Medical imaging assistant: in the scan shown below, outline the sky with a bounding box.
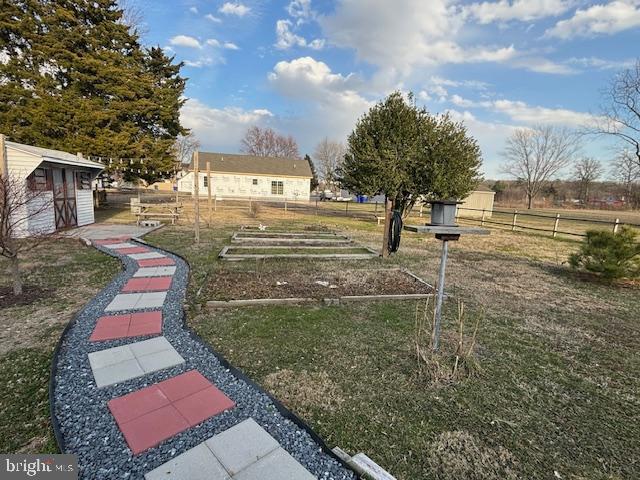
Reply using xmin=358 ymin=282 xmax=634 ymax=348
xmin=134 ymin=0 xmax=640 ymax=178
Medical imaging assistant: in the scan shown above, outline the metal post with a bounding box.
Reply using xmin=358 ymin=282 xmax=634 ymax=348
xmin=419 ymin=203 xmax=423 ymax=217
xmin=553 ymin=213 xmax=560 ymax=238
xmin=432 ymin=239 xmax=449 ymax=352
xmin=345 ymin=201 xmax=348 ymax=216
xmin=512 ymin=209 xmax=518 ymax=231
xmin=480 ymin=209 xmax=486 ymax=226
xmin=206 ymin=161 xmax=212 ymax=227
xmin=613 ymin=218 xmax=620 ymax=233
xmin=193 ymin=151 xmax=200 ymax=244
xmin=0 ymin=134 xmax=7 ymax=177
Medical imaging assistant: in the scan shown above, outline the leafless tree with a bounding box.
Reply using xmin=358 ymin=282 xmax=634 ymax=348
xmin=313 ymin=138 xmax=346 ymax=189
xmin=117 ymin=0 xmax=149 ymax=36
xmin=240 ymin=126 xmax=300 ymax=158
xmin=1 ymin=173 xmax=56 ymax=295
xmin=595 ymin=59 xmax=640 ymax=168
xmin=173 ymin=132 xmax=200 ymax=165
xmin=611 ymin=149 xmax=640 ymax=208
xmin=573 ymin=157 xmax=603 ymax=203
xmin=501 ymin=125 xmax=580 ymax=209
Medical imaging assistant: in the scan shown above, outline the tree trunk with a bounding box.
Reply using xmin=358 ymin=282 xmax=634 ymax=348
xmin=381 ymin=197 xmax=393 ymax=258
xmin=10 ymin=255 xmax=22 ymax=296
xmin=527 ymin=194 xmax=533 ymax=209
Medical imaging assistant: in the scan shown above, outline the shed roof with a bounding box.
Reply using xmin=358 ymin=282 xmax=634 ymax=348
xmin=7 ymin=141 xmax=104 ymax=170
xmin=473 ymin=184 xmax=495 ymax=193
xmin=189 ymin=152 xmax=312 ymax=178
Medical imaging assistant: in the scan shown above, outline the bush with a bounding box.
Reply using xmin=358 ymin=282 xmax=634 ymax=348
xmin=569 ymin=227 xmax=640 ymax=280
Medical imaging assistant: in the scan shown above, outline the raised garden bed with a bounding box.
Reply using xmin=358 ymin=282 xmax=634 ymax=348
xmin=219 ymin=245 xmax=378 ymax=260
xmin=205 ymin=268 xmax=433 ymax=303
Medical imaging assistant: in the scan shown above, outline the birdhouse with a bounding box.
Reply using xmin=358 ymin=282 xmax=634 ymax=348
xmin=429 ymin=200 xmax=460 ymax=226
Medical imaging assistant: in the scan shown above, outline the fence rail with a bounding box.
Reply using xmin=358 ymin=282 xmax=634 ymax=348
xmin=456 ymin=206 xmax=640 ymax=238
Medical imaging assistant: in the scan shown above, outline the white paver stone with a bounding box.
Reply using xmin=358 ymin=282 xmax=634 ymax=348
xmin=133 ymin=266 xmax=177 ymax=277
xmin=128 ymin=252 xmax=166 ymax=260
xmin=135 ymin=292 xmax=167 ymax=309
xmin=145 ymin=443 xmax=230 ymax=480
xmin=232 ymin=448 xmax=316 ymax=480
xmin=88 ymin=345 xmax=135 ymax=370
xmin=128 ymin=336 xmax=173 ymax=357
xmin=137 ymin=349 xmax=185 ymax=372
xmin=206 ymin=419 xmax=279 ymax=476
xmin=102 ymin=242 xmax=136 ymax=249
xmin=92 ymin=359 xmax=145 ymax=388
xmin=105 ymin=293 xmax=142 ymax=311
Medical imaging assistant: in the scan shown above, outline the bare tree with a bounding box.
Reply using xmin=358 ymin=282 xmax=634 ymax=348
xmin=501 ymin=125 xmax=580 ymax=209
xmin=240 ymin=126 xmax=300 ymax=158
xmin=173 ymin=132 xmax=200 ymax=165
xmin=596 ymin=60 xmax=640 ymax=168
xmin=313 ymin=138 xmax=346 ymax=189
xmin=573 ymin=157 xmax=603 ymax=203
xmin=1 ymin=174 xmax=56 ymax=295
xmin=117 ymin=0 xmax=149 ymax=36
xmin=611 ymin=149 xmax=640 ymax=208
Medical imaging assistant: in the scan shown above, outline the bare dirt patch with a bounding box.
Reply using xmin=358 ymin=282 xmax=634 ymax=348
xmin=206 ymin=268 xmax=432 ymax=300
xmin=0 ymin=286 xmax=54 ymax=308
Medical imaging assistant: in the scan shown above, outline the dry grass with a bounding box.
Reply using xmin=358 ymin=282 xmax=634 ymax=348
xmin=263 ymin=369 xmax=345 ymax=414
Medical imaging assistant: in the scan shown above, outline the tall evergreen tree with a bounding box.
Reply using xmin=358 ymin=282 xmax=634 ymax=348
xmin=0 ymin=0 xmax=187 ymax=180
xmin=304 ymin=154 xmax=319 ymax=191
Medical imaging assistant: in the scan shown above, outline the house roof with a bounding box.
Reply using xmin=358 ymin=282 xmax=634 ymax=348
xmin=474 ymin=184 xmax=495 ymax=193
xmin=7 ymin=140 xmax=104 ymax=170
xmin=189 ymin=152 xmax=312 ymax=178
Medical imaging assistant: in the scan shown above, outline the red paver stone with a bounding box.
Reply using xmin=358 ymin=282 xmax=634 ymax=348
xmin=122 ymin=276 xmax=172 ymax=292
xmin=174 ymin=386 xmax=236 ymax=426
xmin=90 ymin=311 xmax=163 ymax=342
xmin=118 ymin=405 xmax=189 ymax=455
xmin=89 ymin=314 xmax=131 ymax=342
xmin=116 ymin=246 xmax=149 ymax=254
xmin=137 ymin=258 xmax=175 ymax=267
xmin=108 ymin=386 xmax=170 ymax=426
xmin=157 ymin=370 xmax=212 ymax=402
xmin=108 ymin=371 xmax=235 ymax=455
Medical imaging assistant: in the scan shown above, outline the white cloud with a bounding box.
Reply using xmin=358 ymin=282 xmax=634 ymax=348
xmin=511 ymin=56 xmax=575 ymax=74
xmin=223 ymin=42 xmax=240 ymax=50
xmin=275 ymin=19 xmax=324 ymax=50
xmin=205 ymin=13 xmax=222 ymax=23
xmin=206 ymin=39 xmax=220 ymax=47
xmin=219 ymin=2 xmax=251 ymax=17
xmin=545 ymin=1 xmax=640 ymax=39
xmin=184 ymin=59 xmax=214 ymax=68
xmin=287 ymin=0 xmax=314 ymax=22
xmin=429 ymin=76 xmax=490 ymax=90
xmin=189 ymin=6 xmax=198 ymax=14
xmin=491 ymin=99 xmax=596 ymax=125
xmin=181 ymin=99 xmax=273 ymax=151
xmin=464 ymin=0 xmax=574 ymax=24
xmin=169 ymin=35 xmax=202 ymax=49
xmin=565 ymin=56 xmax=635 ymax=70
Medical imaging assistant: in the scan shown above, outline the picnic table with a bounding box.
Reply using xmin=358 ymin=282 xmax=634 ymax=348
xmin=131 ymin=201 xmax=183 ymax=226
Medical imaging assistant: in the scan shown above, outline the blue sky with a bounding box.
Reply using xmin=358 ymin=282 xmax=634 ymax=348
xmin=136 ymin=0 xmax=640 ymax=178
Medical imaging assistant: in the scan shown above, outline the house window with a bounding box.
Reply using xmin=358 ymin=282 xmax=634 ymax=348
xmin=76 ymin=171 xmax=92 ymax=190
xmin=27 ymin=168 xmax=51 ymax=191
xmin=203 ymin=175 xmax=208 ymax=188
xmin=252 ymin=178 xmax=258 ymax=185
xmin=271 ymin=181 xmax=284 ymax=195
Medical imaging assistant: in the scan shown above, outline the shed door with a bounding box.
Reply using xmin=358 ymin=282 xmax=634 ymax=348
xmin=52 ymin=168 xmax=77 ymax=229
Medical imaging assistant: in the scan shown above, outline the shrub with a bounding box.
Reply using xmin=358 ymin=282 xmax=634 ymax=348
xmin=569 ymin=227 xmax=640 ymax=280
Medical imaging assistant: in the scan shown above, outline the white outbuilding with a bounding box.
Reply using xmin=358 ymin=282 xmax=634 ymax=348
xmin=178 ymin=152 xmax=313 ymax=201
xmin=2 ymin=138 xmax=103 ymax=236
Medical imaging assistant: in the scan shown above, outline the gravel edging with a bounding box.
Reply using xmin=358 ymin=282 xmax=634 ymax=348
xmin=50 ymin=238 xmax=358 ymax=480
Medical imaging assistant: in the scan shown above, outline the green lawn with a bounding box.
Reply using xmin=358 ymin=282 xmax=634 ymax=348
xmin=0 ymin=240 xmax=119 ymax=453
xmin=147 ymin=212 xmax=640 ymax=480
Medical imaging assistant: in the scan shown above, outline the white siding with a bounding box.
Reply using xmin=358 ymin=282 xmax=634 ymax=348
xmin=26 ymin=192 xmax=55 ymax=235
xmin=76 ymin=189 xmax=95 ymax=226
xmin=6 ymin=146 xmax=41 ymax=180
xmin=179 ymin=172 xmax=311 ymax=201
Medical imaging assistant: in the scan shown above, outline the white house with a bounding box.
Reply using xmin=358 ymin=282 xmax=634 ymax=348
xmin=177 ymin=152 xmax=313 ymax=201
xmin=2 ymin=138 xmax=104 ymax=236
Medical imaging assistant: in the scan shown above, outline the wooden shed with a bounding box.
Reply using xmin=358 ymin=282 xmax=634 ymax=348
xmin=457 ymin=185 xmax=496 ymax=218
xmin=2 ymin=138 xmax=103 ymax=236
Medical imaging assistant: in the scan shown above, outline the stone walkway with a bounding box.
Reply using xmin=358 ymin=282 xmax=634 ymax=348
xmin=51 ymin=230 xmax=355 ymax=479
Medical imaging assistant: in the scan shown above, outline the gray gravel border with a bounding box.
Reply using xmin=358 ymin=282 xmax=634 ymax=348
xmin=51 ymin=240 xmax=357 ymax=480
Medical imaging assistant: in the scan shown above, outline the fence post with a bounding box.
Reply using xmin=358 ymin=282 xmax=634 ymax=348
xmin=553 ymin=213 xmax=560 ymax=238
xmin=249 ymin=197 xmax=252 ymax=214
xmin=206 ymin=161 xmax=212 ymax=227
xmin=214 ymin=196 xmax=217 ymax=212
xmin=315 ymin=199 xmax=318 ymax=216
xmin=284 ymin=199 xmax=287 ymax=214
xmin=480 ymin=209 xmax=486 ymax=226
xmin=345 ymin=201 xmax=349 ymax=216
xmin=375 ymin=201 xmax=378 ymax=213
xmin=419 ymin=203 xmax=423 ymax=217
xmin=613 ymin=218 xmax=620 ymax=233
xmin=511 ymin=209 xmax=518 ymax=231
xmin=193 ymin=151 xmax=200 ymax=244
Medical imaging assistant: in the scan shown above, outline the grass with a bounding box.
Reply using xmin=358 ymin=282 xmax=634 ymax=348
xmin=145 ymin=205 xmax=640 ymax=480
xmin=0 ymin=239 xmax=119 ymax=453
xmin=225 ymin=247 xmax=373 ymax=255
